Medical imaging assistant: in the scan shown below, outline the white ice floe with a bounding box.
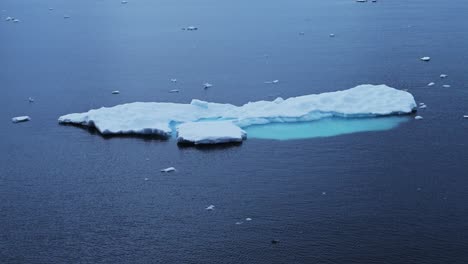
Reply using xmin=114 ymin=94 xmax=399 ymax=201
xmin=169 ymin=89 xmax=180 ymax=93
xmin=170 ymin=78 xmax=177 ymax=83
xmin=5 ymin=16 xmax=12 ymax=21
xmin=245 ymin=218 xmax=252 ymax=221
xmin=58 ymin=84 xmax=417 ymax=143
xmin=419 ymin=105 xmax=427 ymax=109
xmin=440 ymin=74 xmax=448 ymax=78
xmin=121 ymin=0 xmax=128 ymax=3
xmin=160 ymin=167 xmax=176 ymax=173
xmin=177 ymin=121 xmax=246 ymax=144
xmin=13 ymin=19 xmax=19 ymax=23
xmin=420 ymin=57 xmax=431 ymax=61
xmin=185 ymin=26 xmax=198 ymax=31
xmin=111 ymin=90 xmax=120 ymax=94
xmin=28 ymin=97 xmax=34 ymax=103
xmin=206 ymin=205 xmax=215 ymax=210
xmin=427 ymin=82 xmax=435 ymax=87
xmin=12 ymin=116 xmax=31 ymax=123
xmin=329 ymin=33 xmax=335 ymax=37
xmin=415 ymin=116 xmax=423 ymax=120
xmin=463 ymin=115 xmax=468 ymax=119
xmin=443 ymin=85 xmax=451 ymax=88
xmin=264 ymin=80 xmax=279 ymax=84
xmin=203 ymin=83 xmax=213 ymax=89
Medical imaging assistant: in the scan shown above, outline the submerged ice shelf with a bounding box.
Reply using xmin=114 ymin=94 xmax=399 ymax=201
xmin=58 ymin=84 xmax=417 ymax=144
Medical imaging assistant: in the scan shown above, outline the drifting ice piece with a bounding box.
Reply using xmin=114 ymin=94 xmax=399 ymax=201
xmin=414 ymin=116 xmax=423 ymax=120
xmin=12 ymin=116 xmax=30 ymax=123
xmin=111 ymin=90 xmax=120 ymax=94
xmin=420 ymin=57 xmax=431 ymax=61
xmin=440 ymin=74 xmax=448 ymax=78
xmin=160 ymin=167 xmax=176 ymax=173
xmin=206 ymin=205 xmax=215 ymax=210
xmin=427 ymin=82 xmax=435 ymax=87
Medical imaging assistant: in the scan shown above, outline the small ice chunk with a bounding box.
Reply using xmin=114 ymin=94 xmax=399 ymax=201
xmin=186 ymin=26 xmax=198 ymax=31
xmin=322 ymin=191 xmax=327 ymax=195
xmin=13 ymin=19 xmax=19 ymax=23
xmin=442 ymin=85 xmax=451 ymax=88
xmin=28 ymin=97 xmax=34 ymax=102
xmin=245 ymin=218 xmax=252 ymax=221
xmin=235 ymin=221 xmax=243 ymax=225
xmin=64 ymin=15 xmax=71 ymax=19
xmin=427 ymin=82 xmax=435 ymax=87
xmin=144 ymin=177 xmax=148 ymax=181
xmin=272 ymin=80 xmax=279 ymax=84
xmin=177 ymin=121 xmax=247 ymax=145
xmin=463 ymin=115 xmax=468 ymax=119
xmin=203 ymin=83 xmax=213 ymax=89
xmin=111 ymin=90 xmax=120 ymax=94
xmin=12 ymin=116 xmax=31 ymax=123
xmin=440 ymin=74 xmax=448 ymax=78
xmin=5 ymin=16 xmax=12 ymax=21
xmin=206 ymin=205 xmax=215 ymax=210
xmin=169 ymin=89 xmax=179 ymax=93
xmin=419 ymin=105 xmax=427 ymax=109
xmin=170 ymin=78 xmax=177 ymax=83
xmin=329 ymin=33 xmax=335 ymax=37
xmin=49 ymin=8 xmax=54 ymax=11
xmin=420 ymin=57 xmax=431 ymax=61
xmin=121 ymin=0 xmax=128 ymax=3
xmin=414 ymin=116 xmax=423 ymax=120
xmin=160 ymin=167 xmax=176 ymax=173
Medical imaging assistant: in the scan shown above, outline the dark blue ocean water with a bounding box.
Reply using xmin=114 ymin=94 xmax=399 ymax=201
xmin=1 ymin=0 xmax=468 ymax=263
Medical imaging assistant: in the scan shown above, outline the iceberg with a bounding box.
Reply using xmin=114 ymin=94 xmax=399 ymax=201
xmin=58 ymin=84 xmax=416 ymax=144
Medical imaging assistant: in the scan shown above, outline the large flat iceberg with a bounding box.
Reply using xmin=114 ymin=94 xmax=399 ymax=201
xmin=58 ymin=84 xmax=416 ymax=144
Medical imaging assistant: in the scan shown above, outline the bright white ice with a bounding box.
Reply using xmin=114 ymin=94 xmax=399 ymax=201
xmin=58 ymin=84 xmax=416 ymax=144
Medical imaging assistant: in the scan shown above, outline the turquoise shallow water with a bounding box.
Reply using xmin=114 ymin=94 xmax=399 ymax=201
xmin=245 ymin=116 xmax=410 ymax=140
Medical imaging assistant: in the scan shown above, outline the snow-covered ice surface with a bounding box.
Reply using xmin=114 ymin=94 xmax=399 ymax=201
xmin=58 ymin=84 xmax=416 ymax=144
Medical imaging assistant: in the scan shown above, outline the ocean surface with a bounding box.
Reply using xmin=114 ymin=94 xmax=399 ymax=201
xmin=1 ymin=0 xmax=468 ymax=263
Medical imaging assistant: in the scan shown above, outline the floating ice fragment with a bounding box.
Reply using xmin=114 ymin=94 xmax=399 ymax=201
xmin=427 ymin=82 xmax=435 ymax=87
xmin=206 ymin=205 xmax=215 ymax=210
xmin=111 ymin=90 xmax=120 ymax=94
xmin=245 ymin=218 xmax=252 ymax=221
xmin=442 ymin=85 xmax=451 ymax=88
xmin=160 ymin=167 xmax=176 ymax=173
xmin=419 ymin=105 xmax=427 ymax=109
xmin=169 ymin=89 xmax=179 ymax=93
xmin=329 ymin=33 xmax=335 ymax=37
xmin=13 ymin=19 xmax=19 ymax=23
xmin=5 ymin=16 xmax=12 ymax=21
xmin=170 ymin=78 xmax=177 ymax=83
xmin=177 ymin=122 xmax=246 ymax=145
xmin=28 ymin=97 xmax=34 ymax=103
xmin=12 ymin=116 xmax=31 ymax=123
xmin=203 ymin=83 xmax=213 ymax=89
xmin=184 ymin=26 xmax=198 ymax=31
xmin=144 ymin=177 xmax=148 ymax=181
xmin=440 ymin=74 xmax=448 ymax=78
xmin=322 ymin=191 xmax=327 ymax=195
xmin=264 ymin=80 xmax=279 ymax=84
xmin=121 ymin=0 xmax=128 ymax=3
xmin=414 ymin=116 xmax=423 ymax=120
xmin=420 ymin=57 xmax=431 ymax=61
xmin=463 ymin=115 xmax=468 ymax=119
xmin=235 ymin=221 xmax=243 ymax=225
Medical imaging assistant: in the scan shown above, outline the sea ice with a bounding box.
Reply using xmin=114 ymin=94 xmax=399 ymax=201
xmin=169 ymin=89 xmax=180 ymax=93
xmin=420 ymin=57 xmax=431 ymax=61
xmin=111 ymin=90 xmax=120 ymax=94
xmin=206 ymin=205 xmax=215 ymax=210
xmin=440 ymin=74 xmax=448 ymax=78
xmin=442 ymin=85 xmax=451 ymax=88
xmin=427 ymin=82 xmax=435 ymax=87
xmin=12 ymin=116 xmax=31 ymax=123
xmin=203 ymin=83 xmax=213 ymax=89
xmin=415 ymin=116 xmax=423 ymax=120
xmin=58 ymin=84 xmax=416 ymax=143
